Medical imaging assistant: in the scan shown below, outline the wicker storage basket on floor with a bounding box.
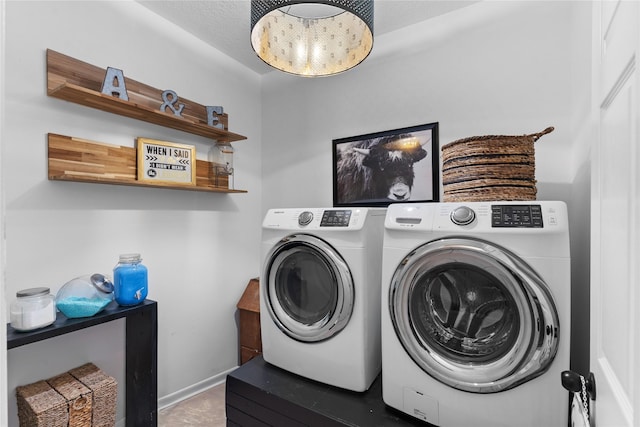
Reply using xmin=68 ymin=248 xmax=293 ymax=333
xmin=16 ymin=380 xmax=69 ymax=427
xmin=47 ymin=372 xmax=93 ymax=427
xmin=69 ymin=363 xmax=117 ymax=427
xmin=441 ymin=126 xmax=554 ymax=202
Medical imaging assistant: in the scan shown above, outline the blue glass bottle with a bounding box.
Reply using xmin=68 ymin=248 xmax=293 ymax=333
xmin=113 ymin=253 xmax=148 ymax=306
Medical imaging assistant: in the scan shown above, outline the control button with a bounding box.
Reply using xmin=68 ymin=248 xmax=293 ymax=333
xmin=450 ymin=206 xmax=476 ymax=225
xmin=298 ymin=211 xmax=314 ymax=226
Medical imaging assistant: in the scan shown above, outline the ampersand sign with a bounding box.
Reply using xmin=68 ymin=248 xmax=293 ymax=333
xmin=160 ymin=90 xmax=185 ymax=117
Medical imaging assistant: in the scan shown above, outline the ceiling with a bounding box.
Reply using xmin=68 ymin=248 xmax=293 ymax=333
xmin=136 ymin=1 xmax=478 ymax=75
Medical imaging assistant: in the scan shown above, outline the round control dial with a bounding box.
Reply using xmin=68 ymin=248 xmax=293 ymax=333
xmin=450 ymin=206 xmax=476 ymax=225
xmin=298 ymin=211 xmax=314 ymax=226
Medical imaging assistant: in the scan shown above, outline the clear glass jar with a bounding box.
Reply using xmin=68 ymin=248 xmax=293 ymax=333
xmin=56 ymin=274 xmax=114 ymax=318
xmin=10 ymin=287 xmax=57 ymax=331
xmin=209 ymin=142 xmax=234 ymax=189
xmin=113 ymin=253 xmax=148 ymax=306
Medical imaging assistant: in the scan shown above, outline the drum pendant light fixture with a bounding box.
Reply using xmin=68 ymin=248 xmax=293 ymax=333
xmin=251 ymin=0 xmax=374 ymax=77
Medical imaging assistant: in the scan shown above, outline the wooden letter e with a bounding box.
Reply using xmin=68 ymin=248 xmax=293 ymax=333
xmin=101 ymin=67 xmax=129 ymax=101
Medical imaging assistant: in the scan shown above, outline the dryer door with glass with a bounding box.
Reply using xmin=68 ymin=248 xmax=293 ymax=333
xmin=263 ymin=233 xmax=354 ymax=343
xmin=389 ymin=237 xmax=559 ymax=393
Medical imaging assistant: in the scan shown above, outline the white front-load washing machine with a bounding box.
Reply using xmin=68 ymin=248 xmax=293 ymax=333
xmin=260 ymin=207 xmax=385 ymax=392
xmin=381 ymin=201 xmax=570 ymax=426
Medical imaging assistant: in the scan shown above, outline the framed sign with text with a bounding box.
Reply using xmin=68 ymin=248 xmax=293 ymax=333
xmin=137 ymin=138 xmax=196 ymax=186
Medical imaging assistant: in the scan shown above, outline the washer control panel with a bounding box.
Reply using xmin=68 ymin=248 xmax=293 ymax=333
xmin=491 ymin=204 xmax=543 ymax=228
xmin=386 ymin=202 xmax=564 ymax=234
xmin=320 ymin=210 xmax=352 ymax=227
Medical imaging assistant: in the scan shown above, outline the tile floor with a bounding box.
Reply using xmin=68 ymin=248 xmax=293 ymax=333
xmin=158 ymin=382 xmax=226 ymax=426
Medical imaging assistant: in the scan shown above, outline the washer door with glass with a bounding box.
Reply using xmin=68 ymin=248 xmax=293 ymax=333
xmin=263 ymin=234 xmax=355 ymax=343
xmin=389 ymin=237 xmax=559 ymax=393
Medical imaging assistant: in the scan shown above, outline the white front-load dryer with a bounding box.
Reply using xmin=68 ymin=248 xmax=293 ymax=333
xmin=381 ymin=201 xmax=570 ymax=426
xmin=261 ymin=207 xmax=385 ymax=392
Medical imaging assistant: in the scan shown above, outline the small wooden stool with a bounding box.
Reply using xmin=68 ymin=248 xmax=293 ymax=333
xmin=237 ymin=278 xmax=262 ymax=364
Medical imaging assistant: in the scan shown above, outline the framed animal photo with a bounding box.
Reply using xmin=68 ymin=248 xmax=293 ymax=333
xmin=332 ymin=122 xmax=440 ymax=207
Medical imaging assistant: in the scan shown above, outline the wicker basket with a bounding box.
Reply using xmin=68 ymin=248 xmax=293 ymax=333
xmin=441 ymin=126 xmax=554 ymax=202
xmin=47 ymin=372 xmax=93 ymax=427
xmin=69 ymin=363 xmax=117 ymax=427
xmin=16 ymin=380 xmax=69 ymax=427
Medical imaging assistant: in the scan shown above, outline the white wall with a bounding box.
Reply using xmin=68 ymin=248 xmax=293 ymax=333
xmin=567 ymin=0 xmax=594 ymax=376
xmin=3 ymin=1 xmax=262 ymax=424
xmin=0 ymin=0 xmax=7 ymax=425
xmin=261 ymin=1 xmax=592 ymax=371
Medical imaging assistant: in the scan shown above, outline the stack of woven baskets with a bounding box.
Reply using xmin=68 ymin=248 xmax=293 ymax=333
xmin=441 ymin=127 xmax=554 ymax=202
xmin=16 ymin=363 xmax=117 ymax=427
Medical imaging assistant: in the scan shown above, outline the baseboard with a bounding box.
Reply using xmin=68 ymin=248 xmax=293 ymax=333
xmin=157 ymin=365 xmax=239 ymax=410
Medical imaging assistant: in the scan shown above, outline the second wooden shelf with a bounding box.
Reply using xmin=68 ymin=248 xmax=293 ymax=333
xmin=48 ymin=133 xmax=246 ymax=193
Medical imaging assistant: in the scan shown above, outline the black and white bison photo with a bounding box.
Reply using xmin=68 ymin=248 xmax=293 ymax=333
xmin=335 ymin=133 xmax=431 ymax=204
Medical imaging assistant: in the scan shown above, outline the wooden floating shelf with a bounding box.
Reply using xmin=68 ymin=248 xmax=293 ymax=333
xmin=47 ymin=49 xmax=247 ymax=144
xmin=48 ymin=133 xmax=247 ymax=194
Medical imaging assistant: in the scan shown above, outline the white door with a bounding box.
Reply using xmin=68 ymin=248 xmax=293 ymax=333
xmin=590 ymin=1 xmax=640 ymax=426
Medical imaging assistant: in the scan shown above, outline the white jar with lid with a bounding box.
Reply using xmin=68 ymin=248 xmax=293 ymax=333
xmin=10 ymin=287 xmax=57 ymax=331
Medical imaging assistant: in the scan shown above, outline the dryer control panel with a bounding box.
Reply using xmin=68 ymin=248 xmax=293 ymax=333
xmin=263 ymin=208 xmax=386 ymax=231
xmin=320 ymin=210 xmax=352 ymax=227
